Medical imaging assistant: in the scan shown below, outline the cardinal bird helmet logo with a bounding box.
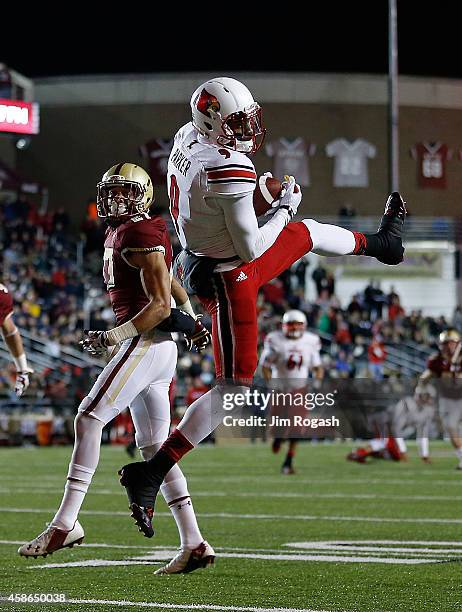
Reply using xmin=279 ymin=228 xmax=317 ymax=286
xmin=195 ymin=89 xmax=221 ymax=118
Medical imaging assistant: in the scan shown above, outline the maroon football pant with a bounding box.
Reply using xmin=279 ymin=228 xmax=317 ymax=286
xmin=199 ymin=222 xmax=312 ymax=385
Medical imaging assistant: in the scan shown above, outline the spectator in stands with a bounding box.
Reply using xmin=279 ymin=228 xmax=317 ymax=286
xmin=388 ymin=294 xmax=405 ymax=322
xmin=368 ymin=335 xmax=387 ymax=380
xmin=312 ymin=262 xmax=327 ymax=296
xmin=453 ymin=306 xmax=462 ymax=333
xmin=338 ymin=202 xmax=357 ymax=230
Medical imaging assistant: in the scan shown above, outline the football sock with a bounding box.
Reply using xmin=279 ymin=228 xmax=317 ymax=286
xmin=302 ymin=219 xmax=356 ymax=256
xmin=418 ymin=437 xmax=429 ymax=458
xmin=52 ymin=413 xmax=103 ymax=530
xmin=302 ymin=216 xmax=403 ymax=264
xmin=161 ymin=475 xmax=203 ymax=549
xmin=396 ymin=438 xmax=407 ymax=454
xmin=177 ymin=386 xmax=232 ymax=446
xmin=283 ymin=450 xmax=294 ymax=468
xmin=140 ymin=444 xmax=203 ymax=548
xmin=146 ymin=430 xmax=194 ymax=488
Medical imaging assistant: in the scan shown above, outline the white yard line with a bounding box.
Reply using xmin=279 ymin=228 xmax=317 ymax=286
xmin=3 ymin=486 xmax=462 ymax=503
xmin=49 ymin=599 xmax=338 ymax=612
xmin=30 ymin=553 xmax=440 ymax=568
xmin=1 ymin=506 xmax=462 ymax=524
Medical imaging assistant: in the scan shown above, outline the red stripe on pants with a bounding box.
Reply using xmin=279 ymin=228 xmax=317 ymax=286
xmin=199 ymin=222 xmax=312 ymax=384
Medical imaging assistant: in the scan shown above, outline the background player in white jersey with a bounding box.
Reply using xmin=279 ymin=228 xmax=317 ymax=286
xmin=260 ymin=310 xmax=323 ymax=474
xmin=19 ymin=163 xmax=214 ymax=575
xmin=391 ymin=384 xmax=437 ymax=463
xmin=119 ymin=77 xmax=407 ymax=532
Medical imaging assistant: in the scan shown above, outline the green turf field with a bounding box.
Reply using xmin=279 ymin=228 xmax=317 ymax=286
xmin=0 ymin=441 xmax=461 ymax=612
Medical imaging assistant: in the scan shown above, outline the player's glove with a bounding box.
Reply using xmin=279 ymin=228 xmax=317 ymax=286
xmin=15 ymin=368 xmax=33 ymax=397
xmin=278 ymin=175 xmax=302 ymax=219
xmin=80 ymin=330 xmax=109 ymax=356
xmin=184 ymin=315 xmax=211 ymax=353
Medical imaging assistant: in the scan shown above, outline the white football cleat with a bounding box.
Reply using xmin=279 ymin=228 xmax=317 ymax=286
xmin=18 ymin=521 xmax=84 ymax=558
xmin=154 ymin=541 xmax=215 ymax=574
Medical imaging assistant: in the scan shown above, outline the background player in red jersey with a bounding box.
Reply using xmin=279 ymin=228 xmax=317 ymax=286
xmin=421 ymin=328 xmax=462 ymax=469
xmin=119 ymin=77 xmax=407 ymax=534
xmin=19 ymin=163 xmax=215 ymax=574
xmin=0 ymin=282 xmax=32 ymax=396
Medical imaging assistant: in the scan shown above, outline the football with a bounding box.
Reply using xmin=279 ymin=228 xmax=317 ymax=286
xmin=253 ymin=175 xmax=283 ymax=216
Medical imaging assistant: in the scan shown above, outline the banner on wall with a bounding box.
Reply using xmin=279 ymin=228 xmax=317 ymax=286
xmin=0 ymin=99 xmax=40 ymax=135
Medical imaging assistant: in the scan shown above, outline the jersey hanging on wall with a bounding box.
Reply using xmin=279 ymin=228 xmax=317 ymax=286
xmin=410 ymin=142 xmax=452 ymax=189
xmin=325 ymin=138 xmax=376 ymax=187
xmin=265 ymin=137 xmax=316 ymax=186
xmin=139 ymin=138 xmax=174 ymax=185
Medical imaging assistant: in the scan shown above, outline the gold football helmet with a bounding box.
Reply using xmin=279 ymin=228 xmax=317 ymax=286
xmin=439 ymin=329 xmax=461 ymax=345
xmin=96 ymin=163 xmax=154 ymax=218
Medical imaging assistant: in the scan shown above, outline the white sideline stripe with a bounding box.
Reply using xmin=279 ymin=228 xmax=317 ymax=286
xmin=2 ymin=507 xmax=462 ymax=524
xmin=0 ymin=598 xmax=334 ymax=612
xmin=2 ymin=540 xmax=457 ymax=559
xmin=4 ymin=486 xmax=462 ymax=503
xmin=6 ymin=538 xmax=462 ymax=554
xmin=2 ymin=475 xmax=462 ymax=487
xmin=31 ymin=554 xmax=440 ymax=569
xmin=285 ymin=543 xmax=462 ymax=555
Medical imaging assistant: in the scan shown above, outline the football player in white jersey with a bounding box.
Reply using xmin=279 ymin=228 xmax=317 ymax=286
xmin=260 ymin=310 xmax=323 ymax=474
xmin=119 ymin=77 xmax=407 ymax=534
xmin=391 ymin=384 xmax=437 ymax=463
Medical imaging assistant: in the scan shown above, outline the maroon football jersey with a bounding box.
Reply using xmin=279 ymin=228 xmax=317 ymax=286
xmin=427 ymin=352 xmax=462 ymax=377
xmin=410 ymin=142 xmax=452 ymax=189
xmin=0 ymin=283 xmax=14 ymax=326
xmin=103 ymin=215 xmax=173 ymax=325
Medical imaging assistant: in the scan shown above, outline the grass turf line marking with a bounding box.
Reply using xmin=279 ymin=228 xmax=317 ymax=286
xmin=29 ymin=553 xmax=442 ymax=567
xmin=2 ymin=506 xmax=462 ymax=525
xmin=4 ymin=486 xmax=462 ymax=503
xmin=39 ymin=599 xmax=337 ymax=612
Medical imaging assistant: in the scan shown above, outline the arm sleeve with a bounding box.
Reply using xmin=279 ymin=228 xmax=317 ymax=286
xmin=217 ymin=192 xmax=290 ymax=262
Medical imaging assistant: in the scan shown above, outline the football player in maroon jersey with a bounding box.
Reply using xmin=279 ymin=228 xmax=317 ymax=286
xmin=421 ymin=329 xmax=462 ymax=469
xmin=0 ymin=282 xmax=32 ymax=396
xmin=19 ymin=163 xmax=215 ymax=574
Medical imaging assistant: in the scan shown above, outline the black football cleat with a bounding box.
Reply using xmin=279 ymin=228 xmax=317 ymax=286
xmin=375 ymin=191 xmax=407 ymax=265
xmin=118 ymin=462 xmax=159 ymax=538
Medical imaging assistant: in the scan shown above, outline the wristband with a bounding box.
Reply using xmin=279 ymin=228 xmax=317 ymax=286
xmin=13 ymin=353 xmax=28 ymax=372
xmin=178 ymin=299 xmax=197 ymax=320
xmin=106 ymin=321 xmax=139 ymax=345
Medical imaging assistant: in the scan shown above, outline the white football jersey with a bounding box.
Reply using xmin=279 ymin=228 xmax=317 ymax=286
xmin=260 ymin=330 xmax=322 ymax=384
xmin=325 ymin=138 xmax=376 ymax=187
xmin=265 ymin=137 xmax=315 ymax=187
xmin=392 ymin=397 xmax=435 ymax=434
xmin=167 ymin=122 xmax=257 ymax=260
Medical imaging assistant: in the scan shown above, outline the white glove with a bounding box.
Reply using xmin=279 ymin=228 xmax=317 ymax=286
xmin=80 ymin=330 xmax=109 ymax=356
xmin=279 ymin=175 xmax=302 ymax=218
xmin=15 ymin=368 xmax=33 ymax=397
